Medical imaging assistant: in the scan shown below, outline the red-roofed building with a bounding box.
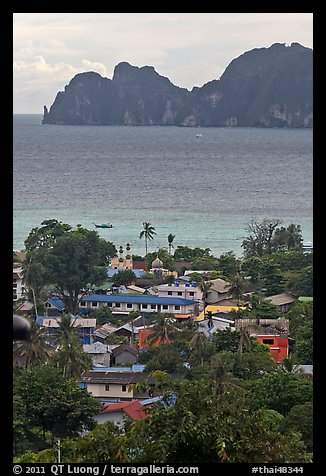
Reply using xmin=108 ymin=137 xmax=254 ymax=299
xmin=95 ymin=400 xmax=148 ymax=429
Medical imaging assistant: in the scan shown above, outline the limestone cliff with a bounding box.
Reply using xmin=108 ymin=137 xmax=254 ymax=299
xmin=42 ymin=43 xmax=312 ymax=128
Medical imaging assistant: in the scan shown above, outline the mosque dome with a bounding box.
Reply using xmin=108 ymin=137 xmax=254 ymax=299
xmin=152 ymin=256 xmax=163 ymax=268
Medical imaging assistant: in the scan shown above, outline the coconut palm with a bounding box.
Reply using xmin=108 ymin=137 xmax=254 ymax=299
xmin=210 ymin=353 xmax=242 ymax=396
xmin=167 ymin=233 xmax=176 ymax=256
xmin=13 ymin=318 xmax=52 ymax=368
xmin=199 ymin=280 xmax=212 ymax=318
xmin=189 ymin=330 xmax=207 ymax=366
xmin=280 ymin=355 xmax=302 ymax=373
xmin=147 ymin=315 xmax=177 ymax=347
xmin=238 ymin=326 xmax=252 ymax=356
xmin=206 ymin=310 xmax=214 ymax=329
xmin=226 ymin=273 xmax=245 ymax=306
xmin=51 ymin=313 xmax=92 ymax=379
xmin=139 ymin=222 xmax=157 ymax=256
xmin=23 ymin=260 xmax=47 ymax=318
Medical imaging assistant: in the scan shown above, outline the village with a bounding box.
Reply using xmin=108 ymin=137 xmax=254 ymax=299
xmin=13 ymin=219 xmax=313 ymax=463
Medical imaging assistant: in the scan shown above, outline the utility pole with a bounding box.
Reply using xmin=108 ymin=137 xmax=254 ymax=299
xmin=57 ymin=439 xmax=61 ymax=463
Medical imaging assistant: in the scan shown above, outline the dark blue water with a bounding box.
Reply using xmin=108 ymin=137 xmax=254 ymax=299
xmin=13 ymin=114 xmax=313 ymax=257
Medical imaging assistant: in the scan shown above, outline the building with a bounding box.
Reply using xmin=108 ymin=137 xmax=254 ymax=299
xmin=36 ymin=316 xmax=96 ymax=344
xmin=150 ymin=256 xmax=178 ymax=279
xmin=195 ymin=304 xmax=247 ymax=322
xmin=205 ymin=279 xmax=233 ymax=304
xmin=94 ymin=400 xmax=148 ymax=429
xmin=80 ymin=370 xmax=156 ymax=402
xmin=79 ymin=294 xmax=196 ymax=317
xmin=254 ymin=334 xmax=289 ymax=362
xmin=110 ymin=243 xmax=133 ymax=270
xmin=265 ymin=293 xmax=297 ymax=313
xmin=82 ymin=342 xmax=113 ymax=366
xmin=110 ymin=344 xmax=138 ymax=365
xmin=13 ymin=265 xmax=25 ymax=301
xmin=156 ymin=281 xmax=201 ymax=304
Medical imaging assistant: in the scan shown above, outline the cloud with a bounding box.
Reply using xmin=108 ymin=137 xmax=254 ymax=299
xmin=13 ymin=13 xmax=313 ymax=112
xmin=81 ymin=60 xmax=109 ymax=78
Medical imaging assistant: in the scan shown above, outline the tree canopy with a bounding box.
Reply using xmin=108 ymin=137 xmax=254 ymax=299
xmin=24 ymin=222 xmax=117 ymax=314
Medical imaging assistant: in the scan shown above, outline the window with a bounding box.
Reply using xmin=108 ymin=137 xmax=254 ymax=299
xmin=142 ymin=304 xmax=148 ymax=309
xmin=115 ymin=303 xmax=121 ymax=307
xmin=162 ymin=305 xmax=168 ymax=310
xmin=177 ymin=292 xmax=182 ymax=296
xmin=105 ymin=384 xmax=110 ymax=391
xmin=13 ymin=283 xmax=17 ymax=288
xmin=189 ymin=292 xmax=195 ymax=296
xmin=80 ymin=301 xmax=86 ymax=306
xmin=174 ymin=305 xmax=180 ymax=311
xmin=262 ymin=339 xmax=275 ymax=345
xmin=168 ymin=291 xmax=173 ymax=295
xmin=13 ymin=294 xmax=17 ymax=300
xmin=151 ymin=304 xmax=156 ymax=310
xmin=127 ymin=303 xmax=133 ymax=309
xmin=121 ymin=384 xmax=127 ymax=392
xmin=107 ymin=302 xmax=112 ymax=307
xmin=91 ymin=302 xmax=98 ymax=307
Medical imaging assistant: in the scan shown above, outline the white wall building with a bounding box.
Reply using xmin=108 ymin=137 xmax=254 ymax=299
xmin=13 ymin=265 xmax=25 ymax=301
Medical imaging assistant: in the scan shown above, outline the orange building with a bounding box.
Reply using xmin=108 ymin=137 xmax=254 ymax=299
xmin=254 ymin=334 xmax=288 ymax=362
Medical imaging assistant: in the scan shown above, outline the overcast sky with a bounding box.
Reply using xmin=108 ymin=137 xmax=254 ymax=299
xmin=13 ymin=13 xmax=313 ymax=114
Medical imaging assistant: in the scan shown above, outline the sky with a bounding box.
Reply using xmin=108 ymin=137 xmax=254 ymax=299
xmin=13 ymin=13 xmax=313 ymax=114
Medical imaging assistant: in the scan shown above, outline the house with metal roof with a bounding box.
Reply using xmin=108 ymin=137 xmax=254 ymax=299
xmin=265 ymin=292 xmax=297 ymax=313
xmin=36 ymin=316 xmax=96 ymax=344
xmin=79 ymin=294 xmax=196 ymax=317
xmin=80 ymin=370 xmax=156 ymax=401
xmin=95 ymin=400 xmax=148 ymax=429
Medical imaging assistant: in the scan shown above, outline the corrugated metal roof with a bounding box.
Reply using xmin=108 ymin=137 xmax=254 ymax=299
xmin=48 ymin=297 xmax=65 ymax=310
xmin=81 ymin=294 xmax=195 ymax=305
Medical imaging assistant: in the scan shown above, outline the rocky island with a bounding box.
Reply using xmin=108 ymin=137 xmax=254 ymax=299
xmin=42 ymin=42 xmax=312 ymax=128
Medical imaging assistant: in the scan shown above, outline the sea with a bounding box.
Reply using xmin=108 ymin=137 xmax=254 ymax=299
xmin=13 ymin=114 xmax=313 ymax=258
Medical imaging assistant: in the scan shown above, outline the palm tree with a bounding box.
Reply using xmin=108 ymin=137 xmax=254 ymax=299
xmin=139 ymin=222 xmax=157 ymax=256
xmin=206 ymin=310 xmax=214 ymax=329
xmin=210 ymin=353 xmax=242 ymax=396
xmin=51 ymin=313 xmax=92 ymax=379
xmin=189 ymin=330 xmax=207 ymax=366
xmin=238 ymin=326 xmax=252 ymax=356
xmin=226 ymin=273 xmax=245 ymax=306
xmin=167 ymin=233 xmax=176 ymax=256
xmin=147 ymin=315 xmax=177 ymax=347
xmin=199 ymin=280 xmax=212 ymax=318
xmin=13 ymin=318 xmax=52 ymax=368
xmin=23 ymin=260 xmax=47 ymax=319
xmin=280 ymin=355 xmax=302 ymax=373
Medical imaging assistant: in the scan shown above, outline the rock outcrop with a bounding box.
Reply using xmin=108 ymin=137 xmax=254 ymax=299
xmin=42 ymin=43 xmax=312 ymax=128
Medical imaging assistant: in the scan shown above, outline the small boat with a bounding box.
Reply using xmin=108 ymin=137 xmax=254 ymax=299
xmin=195 ymin=133 xmax=202 ymax=138
xmin=94 ymin=223 xmax=113 ymax=229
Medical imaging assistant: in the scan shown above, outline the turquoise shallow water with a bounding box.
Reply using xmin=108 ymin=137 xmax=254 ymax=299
xmin=13 ymin=115 xmax=313 ymax=257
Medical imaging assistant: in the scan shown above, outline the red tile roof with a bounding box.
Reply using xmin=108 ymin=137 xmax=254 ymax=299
xmin=133 ymin=261 xmax=148 ymax=270
xmin=101 ymin=400 xmax=148 ymax=421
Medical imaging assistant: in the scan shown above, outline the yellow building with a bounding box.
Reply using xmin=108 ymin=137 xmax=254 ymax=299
xmin=195 ymin=304 xmax=247 ymax=321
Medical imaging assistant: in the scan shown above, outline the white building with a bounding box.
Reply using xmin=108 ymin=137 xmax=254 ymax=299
xmin=156 ymin=281 xmax=202 ymax=305
xmin=13 ymin=265 xmax=25 ymax=301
